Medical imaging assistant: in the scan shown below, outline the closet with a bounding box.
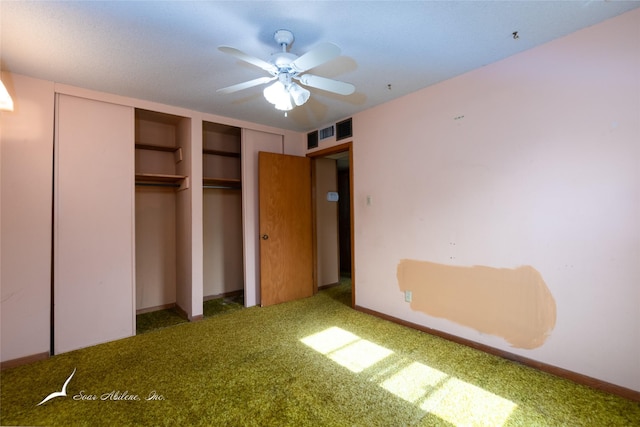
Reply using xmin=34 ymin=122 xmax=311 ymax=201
xmin=135 ymin=109 xmax=191 ymax=319
xmin=202 ymin=122 xmax=244 ymax=301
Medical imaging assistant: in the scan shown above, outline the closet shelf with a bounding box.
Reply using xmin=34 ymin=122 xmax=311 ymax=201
xmin=136 ymin=143 xmax=183 ymax=163
xmin=135 ymin=143 xmax=180 ymax=153
xmin=136 ymin=173 xmax=187 ymax=184
xmin=203 ymin=149 xmax=240 ymax=158
xmin=136 ymin=173 xmax=190 ymax=191
xmin=203 ymin=177 xmax=241 ymax=189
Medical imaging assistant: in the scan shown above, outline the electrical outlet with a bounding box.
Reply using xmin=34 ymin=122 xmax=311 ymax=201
xmin=404 ymin=290 xmax=412 ymax=303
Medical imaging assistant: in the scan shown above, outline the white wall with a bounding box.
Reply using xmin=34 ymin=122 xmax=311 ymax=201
xmin=175 ymin=116 xmax=196 ymax=319
xmin=135 ymin=187 xmax=177 ymax=310
xmin=0 ymin=73 xmax=54 ymax=363
xmin=203 ymin=189 xmax=244 ymax=296
xmin=346 ymin=9 xmax=639 ymax=391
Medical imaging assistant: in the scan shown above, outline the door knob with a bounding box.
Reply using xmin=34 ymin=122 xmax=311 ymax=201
xmin=261 ymin=234 xmax=269 ymax=240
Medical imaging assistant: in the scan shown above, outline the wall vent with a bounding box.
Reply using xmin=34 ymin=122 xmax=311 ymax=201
xmin=307 ymin=130 xmax=318 ymax=149
xmin=319 ymin=125 xmax=335 ymax=140
xmin=336 ymin=118 xmax=353 ymax=140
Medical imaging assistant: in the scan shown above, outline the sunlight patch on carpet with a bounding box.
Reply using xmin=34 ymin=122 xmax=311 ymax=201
xmin=301 ymin=326 xmax=393 ymax=373
xmin=329 ymin=340 xmax=394 ymax=373
xmin=381 ymin=361 xmax=447 ymax=402
xmin=300 ymin=326 xmax=359 ymax=354
xmin=421 ymin=377 xmax=517 ymax=426
xmin=302 ymin=326 xmax=517 ymax=426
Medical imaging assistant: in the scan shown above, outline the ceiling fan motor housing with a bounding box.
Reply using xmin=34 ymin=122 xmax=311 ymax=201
xmin=271 ymin=52 xmax=298 ymax=70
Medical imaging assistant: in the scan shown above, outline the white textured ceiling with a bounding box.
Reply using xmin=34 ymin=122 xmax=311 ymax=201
xmin=2 ymin=1 xmax=639 ymax=132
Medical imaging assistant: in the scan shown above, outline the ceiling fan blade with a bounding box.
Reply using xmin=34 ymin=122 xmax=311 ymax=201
xmin=297 ymin=74 xmax=355 ymax=96
xmin=217 ymin=76 xmax=276 ymax=94
xmin=218 ymin=46 xmax=276 ymax=73
xmin=290 ymin=42 xmax=341 ymax=73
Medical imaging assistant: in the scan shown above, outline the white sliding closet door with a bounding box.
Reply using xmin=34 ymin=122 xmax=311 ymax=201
xmin=54 ymin=94 xmax=134 ymax=354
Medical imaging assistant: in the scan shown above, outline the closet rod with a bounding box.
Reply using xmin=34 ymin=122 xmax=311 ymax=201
xmin=203 ymin=185 xmax=241 ymax=190
xmin=135 ymin=182 xmax=180 ymax=188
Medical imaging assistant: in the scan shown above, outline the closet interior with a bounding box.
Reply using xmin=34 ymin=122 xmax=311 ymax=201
xmin=135 ymin=108 xmax=191 ymax=322
xmin=202 ymin=121 xmax=244 ymax=304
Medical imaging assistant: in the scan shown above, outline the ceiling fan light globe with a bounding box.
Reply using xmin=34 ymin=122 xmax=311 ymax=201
xmin=289 ymin=83 xmax=310 ymax=106
xmin=263 ymin=81 xmax=287 ymax=105
xmin=264 ymin=81 xmax=295 ymax=110
xmin=274 ymin=95 xmax=293 ymax=111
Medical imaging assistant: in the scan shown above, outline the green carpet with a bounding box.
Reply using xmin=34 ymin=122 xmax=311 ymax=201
xmin=2 ymin=283 xmax=639 ymax=426
xmin=136 ymin=293 xmax=245 ymax=334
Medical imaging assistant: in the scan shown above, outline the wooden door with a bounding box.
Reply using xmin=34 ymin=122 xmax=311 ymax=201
xmin=259 ymin=152 xmax=313 ymax=306
xmin=54 ymin=94 xmax=134 ymax=354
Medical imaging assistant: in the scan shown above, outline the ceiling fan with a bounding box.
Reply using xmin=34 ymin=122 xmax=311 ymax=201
xmin=217 ymin=29 xmax=355 ymax=111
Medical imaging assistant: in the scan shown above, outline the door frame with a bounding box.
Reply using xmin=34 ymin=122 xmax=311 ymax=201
xmin=307 ymin=142 xmax=355 ymax=307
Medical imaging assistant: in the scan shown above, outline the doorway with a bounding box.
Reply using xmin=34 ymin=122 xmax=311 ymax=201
xmin=308 ymin=142 xmax=354 ymax=307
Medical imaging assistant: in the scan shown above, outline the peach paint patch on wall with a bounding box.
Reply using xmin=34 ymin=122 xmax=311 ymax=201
xmin=397 ymin=260 xmax=556 ymax=349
